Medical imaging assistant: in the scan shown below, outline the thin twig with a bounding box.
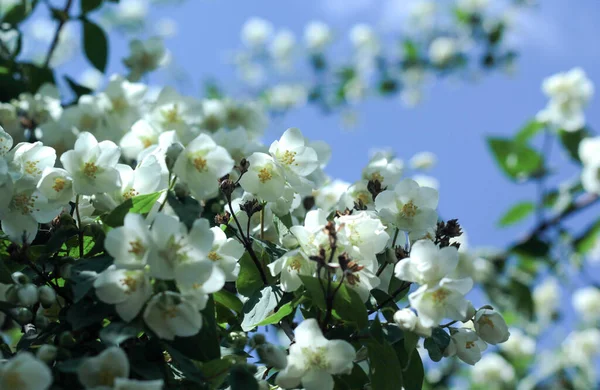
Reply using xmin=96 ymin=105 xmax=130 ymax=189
xmin=42 ymin=0 xmax=74 ymax=68
xmin=74 ymin=194 xmax=84 ymax=258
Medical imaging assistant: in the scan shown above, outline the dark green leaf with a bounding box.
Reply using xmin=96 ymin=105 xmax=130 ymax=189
xmin=300 ymin=275 xmax=368 ymax=329
xmin=241 ymin=286 xmax=280 ymax=331
xmin=66 ymin=296 xmax=114 ymax=330
xmin=201 ymin=358 xmax=233 ymax=389
xmin=0 ymin=258 xmax=13 ymax=284
xmin=168 ymin=297 xmax=220 ymax=362
xmin=559 ymin=128 xmax=589 ymax=163
xmin=65 ymin=75 xmax=93 ymax=97
xmin=103 ymin=191 xmax=162 ymax=227
xmin=334 ymin=363 xmax=369 ymax=390
xmin=165 ymin=343 xmax=206 ymax=384
xmin=100 ymin=322 xmax=140 ymax=345
xmin=167 ymin=192 xmax=202 ymax=230
xmin=363 ymin=321 xmax=403 ymax=390
xmin=575 ymin=220 xmax=600 ymax=254
xmin=2 ymin=2 xmax=36 ymax=25
xmin=67 ymin=255 xmax=113 ymax=302
xmin=81 ymin=0 xmax=103 ymax=13
xmin=20 ymin=63 xmax=55 ymax=93
xmin=487 ymin=137 xmax=543 ymax=180
xmin=514 ymin=120 xmax=545 ymax=144
xmin=82 ymin=19 xmax=108 ymax=72
xmin=229 ymin=364 xmax=259 ymax=390
xmin=498 ymin=201 xmax=535 ymax=227
xmin=509 ymin=278 xmax=534 ymax=320
xmin=424 ymin=328 xmax=450 ymax=362
xmin=235 ymin=246 xmax=272 ymax=297
xmin=511 ymin=236 xmax=549 ymax=257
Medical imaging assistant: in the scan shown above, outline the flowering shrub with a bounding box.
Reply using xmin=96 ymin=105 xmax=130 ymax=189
xmin=0 ymin=1 xmax=599 ymax=390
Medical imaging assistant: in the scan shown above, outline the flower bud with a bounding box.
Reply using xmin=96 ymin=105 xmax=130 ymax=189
xmin=38 ymin=285 xmax=57 ymax=308
xmin=393 ymin=309 xmax=417 ymax=331
xmin=13 ymin=307 xmax=33 ymax=324
xmin=37 ymin=344 xmax=58 ymax=364
xmin=256 ymin=343 xmax=288 ymax=370
xmin=474 ymin=309 xmax=510 ymax=345
xmin=174 ymin=181 xmax=190 ymax=198
xmin=250 ymin=334 xmax=266 ymax=347
xmin=12 ymin=271 xmax=29 ymax=285
xmin=5 ymin=285 xmax=19 ymax=304
xmin=462 ymin=301 xmax=477 ymax=322
xmin=35 ymin=313 xmax=49 ymax=330
xmin=165 ymin=142 xmax=184 ymax=172
xmin=228 ymin=331 xmax=248 ymax=350
xmin=18 ymin=283 xmax=39 ymax=306
xmin=58 ymin=331 xmax=76 ymax=348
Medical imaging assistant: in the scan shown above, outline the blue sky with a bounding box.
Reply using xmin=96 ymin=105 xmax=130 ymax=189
xmin=124 ymin=0 xmax=600 ymax=252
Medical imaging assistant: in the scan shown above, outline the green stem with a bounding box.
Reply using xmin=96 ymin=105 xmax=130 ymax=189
xmin=74 ymin=194 xmax=84 ymax=258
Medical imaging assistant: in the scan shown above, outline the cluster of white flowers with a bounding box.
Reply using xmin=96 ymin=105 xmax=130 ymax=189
xmin=579 ymin=136 xmax=600 ymax=194
xmin=537 ymin=68 xmax=594 ymax=132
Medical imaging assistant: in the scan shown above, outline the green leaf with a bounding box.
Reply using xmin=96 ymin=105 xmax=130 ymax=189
xmin=167 ymin=192 xmax=202 ymax=230
xmin=424 ymin=328 xmax=450 ymax=362
xmin=103 ymin=191 xmax=162 ymax=227
xmin=214 ymin=290 xmax=243 ymax=314
xmin=514 ymin=120 xmax=545 ymax=144
xmin=574 ymin=220 xmax=600 ymax=254
xmin=334 ymin=363 xmax=369 ymax=390
xmin=241 ymin=286 xmax=280 ymax=331
xmin=559 ymin=128 xmax=589 ymax=163
xmin=235 ymin=245 xmax=273 ymax=297
xmin=487 ymin=137 xmax=543 ymax=180
xmin=363 ymin=320 xmax=404 ymax=390
xmin=2 ymin=2 xmax=36 ymax=25
xmin=20 ymin=63 xmax=55 ymax=93
xmin=498 ymin=201 xmax=535 ymax=227
xmin=100 ymin=322 xmax=140 ymax=345
xmin=81 ymin=0 xmax=103 ymax=13
xmin=82 ymin=19 xmax=108 ymax=72
xmin=509 ymin=278 xmax=534 ymax=320
xmin=255 ymin=301 xmax=294 ymax=327
xmin=0 ymin=258 xmax=13 ymax=284
xmin=403 ymin=40 xmax=419 ymax=62
xmin=65 ymin=75 xmax=93 ymax=97
xmin=299 ymin=275 xmax=368 ymax=329
xmin=165 ymin=343 xmax=206 ymax=384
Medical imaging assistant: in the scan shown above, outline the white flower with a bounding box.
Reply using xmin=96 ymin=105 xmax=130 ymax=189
xmin=562 ymin=328 xmax=600 ymax=366
xmin=471 ymin=353 xmax=515 ymax=387
xmin=429 ymin=37 xmax=458 ymax=65
xmin=173 ymin=133 xmax=234 ymax=200
xmin=114 ymin=378 xmax=165 ymax=390
xmin=268 ymin=249 xmax=315 ymax=292
xmin=409 ymin=277 xmax=473 ymax=327
xmin=532 ymin=277 xmax=560 ymax=320
xmin=120 ymin=120 xmax=162 ymax=160
xmin=313 ymin=179 xmax=349 ymax=212
xmin=124 ymin=37 xmax=167 ymax=81
xmin=375 ymin=178 xmax=438 ymax=233
xmin=499 ymin=328 xmax=535 ymax=359
xmin=304 ymin=21 xmax=332 ymax=52
xmin=395 ymin=240 xmax=459 ymax=285
xmin=103 ymin=74 xmax=147 ymax=128
xmin=362 ymin=153 xmax=403 ymax=188
xmin=60 ymin=132 xmax=122 ymax=196
xmin=336 ymin=211 xmax=389 ymax=260
xmin=36 ymin=168 xmax=74 ymax=206
xmin=410 ymin=151 xmax=437 ymax=171
xmin=105 ymin=213 xmax=153 ymax=269
xmin=473 ymin=309 xmax=510 ymax=345
xmin=537 ymin=68 xmax=594 ymax=131
xmin=241 ymin=18 xmax=273 ymax=48
xmin=269 ymin=128 xmax=318 ymax=193
xmin=393 ymin=308 xmax=432 ymax=337
xmin=271 ymin=29 xmax=296 ymax=62
xmin=174 ymin=259 xmax=225 ymax=309
xmin=189 ymin=221 xmax=244 ymax=281
xmin=0 ymin=352 xmax=52 ymax=390
xmin=579 ymin=136 xmax=600 ymax=194
xmin=573 ymin=286 xmax=600 ymax=323
xmin=239 ymin=152 xmax=286 ymax=202
xmin=7 ymin=141 xmax=56 ymax=185
xmin=276 ymin=319 xmax=355 ymax=390
xmin=60 ymin=95 xmax=109 ymax=136
xmin=143 ymin=291 xmax=203 ymax=340
xmin=94 ymin=265 xmax=153 ymax=322
xmin=146 ymin=213 xmax=194 ymax=280
xmin=349 ymin=24 xmax=379 ymax=53
xmin=77 ymin=346 xmax=129 ymax=389
xmin=446 ymin=328 xmax=487 ymax=365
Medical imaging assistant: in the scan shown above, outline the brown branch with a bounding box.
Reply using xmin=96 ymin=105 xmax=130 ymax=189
xmin=42 ymin=0 xmax=74 ymax=69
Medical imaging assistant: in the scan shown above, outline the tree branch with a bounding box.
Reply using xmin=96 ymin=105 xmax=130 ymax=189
xmin=42 ymin=0 xmax=74 ymax=69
